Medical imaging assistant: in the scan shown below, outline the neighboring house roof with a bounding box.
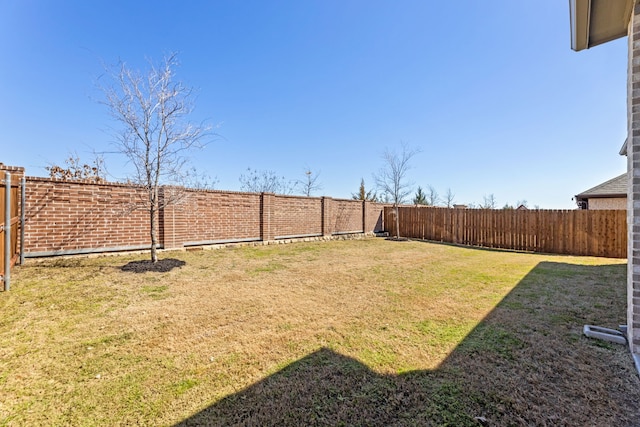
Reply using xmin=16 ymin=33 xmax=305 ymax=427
xmin=575 ymin=173 xmax=627 ymax=200
xmin=570 ymin=0 xmax=633 ymax=51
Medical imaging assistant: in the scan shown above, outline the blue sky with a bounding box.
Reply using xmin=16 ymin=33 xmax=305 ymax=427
xmin=0 ymin=1 xmax=629 ymax=208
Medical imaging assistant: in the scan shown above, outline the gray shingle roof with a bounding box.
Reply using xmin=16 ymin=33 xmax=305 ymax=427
xmin=575 ymin=173 xmax=627 ymax=199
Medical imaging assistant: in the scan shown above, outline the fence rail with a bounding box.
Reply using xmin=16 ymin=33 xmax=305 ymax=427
xmin=384 ymin=206 xmax=627 ymax=258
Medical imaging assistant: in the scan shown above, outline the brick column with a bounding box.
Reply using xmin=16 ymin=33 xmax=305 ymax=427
xmin=261 ymin=193 xmax=275 ymax=242
xmin=362 ymin=200 xmax=368 ymax=233
xmin=628 ymin=4 xmax=640 ymax=357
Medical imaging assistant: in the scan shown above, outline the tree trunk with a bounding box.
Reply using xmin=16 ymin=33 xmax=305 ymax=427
xmin=150 ymin=204 xmax=158 ymax=263
xmin=394 ymin=205 xmax=400 ymax=239
xmin=149 ymin=186 xmax=159 ymax=263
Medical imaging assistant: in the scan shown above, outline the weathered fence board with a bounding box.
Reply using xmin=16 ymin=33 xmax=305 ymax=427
xmin=1 ymin=171 xmax=22 ymax=288
xmin=385 ymin=207 xmax=627 ymax=258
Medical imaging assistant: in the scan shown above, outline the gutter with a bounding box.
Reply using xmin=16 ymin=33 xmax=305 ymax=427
xmin=570 ymin=0 xmax=591 ymax=51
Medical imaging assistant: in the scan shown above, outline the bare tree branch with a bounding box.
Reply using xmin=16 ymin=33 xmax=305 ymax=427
xmin=444 ymin=188 xmax=455 ymax=208
xmin=239 ymin=168 xmax=294 ymax=194
xmin=296 ymin=168 xmax=322 ymax=197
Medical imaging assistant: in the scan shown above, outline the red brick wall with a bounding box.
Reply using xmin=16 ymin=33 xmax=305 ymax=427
xmin=273 ymin=195 xmax=323 ymax=238
xmin=161 ymin=189 xmax=262 ymax=248
xmin=329 ymin=199 xmax=364 ymax=234
xmin=25 ymin=177 xmax=150 ymax=255
xmin=365 ymin=202 xmax=386 ymax=233
xmin=23 ymin=177 xmax=386 ymax=255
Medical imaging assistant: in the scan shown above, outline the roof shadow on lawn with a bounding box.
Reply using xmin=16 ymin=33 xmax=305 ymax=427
xmin=175 ymin=262 xmax=640 ymax=426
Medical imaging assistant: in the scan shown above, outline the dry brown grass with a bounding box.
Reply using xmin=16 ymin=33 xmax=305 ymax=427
xmin=0 ymin=238 xmax=638 ymax=426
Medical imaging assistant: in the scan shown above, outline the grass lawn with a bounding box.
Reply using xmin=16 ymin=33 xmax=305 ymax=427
xmin=1 ymin=238 xmax=639 ymax=426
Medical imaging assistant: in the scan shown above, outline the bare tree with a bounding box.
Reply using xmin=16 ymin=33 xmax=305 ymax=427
xmin=239 ymin=168 xmax=294 ymax=194
xmin=296 ymin=168 xmax=322 ymax=197
xmin=352 ymin=178 xmax=377 ymax=202
xmin=99 ymin=53 xmax=210 ymax=263
xmin=46 ymin=152 xmax=106 ymax=183
xmin=374 ymin=143 xmax=420 ymax=239
xmin=426 ymin=185 xmax=439 ymax=206
xmin=444 ymin=188 xmax=455 ymax=208
xmin=184 ymin=167 xmax=218 ymax=190
xmin=481 ymin=194 xmax=497 ymax=209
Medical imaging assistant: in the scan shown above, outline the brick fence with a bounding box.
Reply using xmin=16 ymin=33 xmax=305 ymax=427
xmin=23 ymin=177 xmax=386 ymax=257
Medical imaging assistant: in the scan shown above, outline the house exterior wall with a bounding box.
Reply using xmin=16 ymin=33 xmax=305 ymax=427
xmin=628 ymin=3 xmax=640 ymax=356
xmin=587 ymin=197 xmax=627 ymax=210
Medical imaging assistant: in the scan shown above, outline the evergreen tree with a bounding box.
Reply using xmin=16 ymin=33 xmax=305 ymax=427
xmin=413 ymin=186 xmax=428 ymax=205
xmin=352 ymin=178 xmax=377 ymax=201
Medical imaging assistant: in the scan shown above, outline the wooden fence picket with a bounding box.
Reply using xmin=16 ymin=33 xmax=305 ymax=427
xmin=385 ymin=206 xmax=626 ymax=258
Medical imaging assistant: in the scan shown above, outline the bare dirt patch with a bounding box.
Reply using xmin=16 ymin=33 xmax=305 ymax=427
xmin=1 ymin=239 xmax=638 ymax=426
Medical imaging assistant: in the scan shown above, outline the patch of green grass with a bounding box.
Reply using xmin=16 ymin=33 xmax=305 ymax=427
xmin=141 ymin=284 xmax=169 ymax=299
xmin=173 ymin=378 xmax=199 ymax=396
xmin=458 ymin=325 xmax=524 ymax=360
xmin=250 ymin=262 xmax=285 ymax=274
xmin=415 ymin=319 xmax=475 ymax=347
xmin=588 ymin=339 xmax=616 ymax=350
xmin=82 ymin=332 xmax=133 ymax=348
xmin=422 ymin=381 xmax=481 ymax=426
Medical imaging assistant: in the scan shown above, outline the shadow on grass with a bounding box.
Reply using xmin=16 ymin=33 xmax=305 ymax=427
xmin=175 ymin=262 xmax=640 ymax=426
xmin=120 ymin=258 xmax=186 ymax=273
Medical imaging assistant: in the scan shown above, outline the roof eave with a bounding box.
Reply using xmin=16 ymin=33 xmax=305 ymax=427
xmin=570 ymin=0 xmax=633 ymax=52
xmin=575 ymin=193 xmax=627 ymax=199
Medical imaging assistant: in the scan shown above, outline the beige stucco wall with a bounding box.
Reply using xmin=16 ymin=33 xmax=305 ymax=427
xmin=587 ymin=197 xmax=627 ymax=210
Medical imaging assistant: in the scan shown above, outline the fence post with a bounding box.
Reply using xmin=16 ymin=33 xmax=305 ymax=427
xmin=20 ymin=175 xmax=25 ymax=265
xmin=4 ymin=172 xmax=11 ymax=291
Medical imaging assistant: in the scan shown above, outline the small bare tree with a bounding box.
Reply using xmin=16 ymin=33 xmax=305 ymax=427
xmin=99 ymin=53 xmax=209 ymax=263
xmin=239 ymin=168 xmax=294 ymax=194
xmin=296 ymin=168 xmax=322 ymax=197
xmin=481 ymin=193 xmax=497 ymax=209
xmin=444 ymin=188 xmax=455 ymax=208
xmin=46 ymin=152 xmax=106 ymax=183
xmin=426 ymin=185 xmax=439 ymax=206
xmin=374 ymin=143 xmax=420 ymax=239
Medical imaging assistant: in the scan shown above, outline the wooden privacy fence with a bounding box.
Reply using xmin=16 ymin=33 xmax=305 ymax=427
xmin=384 ymin=206 xmax=627 ymax=258
xmin=0 ymin=169 xmax=24 ymax=290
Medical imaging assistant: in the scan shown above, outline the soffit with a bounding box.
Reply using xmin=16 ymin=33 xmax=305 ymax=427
xmin=571 ymin=0 xmax=633 ymax=51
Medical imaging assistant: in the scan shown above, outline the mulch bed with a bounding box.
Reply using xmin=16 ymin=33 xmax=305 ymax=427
xmin=120 ymin=258 xmax=186 ymax=273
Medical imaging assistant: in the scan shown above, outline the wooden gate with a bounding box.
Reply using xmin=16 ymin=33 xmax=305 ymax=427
xmin=0 ymin=167 xmax=24 ymax=291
